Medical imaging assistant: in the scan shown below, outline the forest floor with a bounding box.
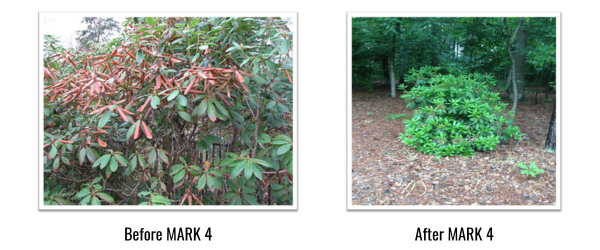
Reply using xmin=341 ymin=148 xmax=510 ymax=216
xmin=351 ymin=83 xmax=557 ymax=206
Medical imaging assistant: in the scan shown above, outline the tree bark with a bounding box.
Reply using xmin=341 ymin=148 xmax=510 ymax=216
xmin=544 ymin=104 xmax=556 ymax=151
xmin=505 ymin=17 xmax=525 ymax=115
xmin=512 ymin=18 xmax=529 ymax=101
xmin=381 ymin=57 xmax=390 ymax=85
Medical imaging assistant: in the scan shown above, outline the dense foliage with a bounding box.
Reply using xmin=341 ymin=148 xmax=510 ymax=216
xmin=352 ymin=17 xmax=556 ymax=94
xmin=43 ymin=17 xmax=294 ymax=206
xmin=398 ymin=67 xmax=523 ymax=157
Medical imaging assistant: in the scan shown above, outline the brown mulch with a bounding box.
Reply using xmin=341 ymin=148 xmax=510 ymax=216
xmin=351 ymin=84 xmax=557 ymax=206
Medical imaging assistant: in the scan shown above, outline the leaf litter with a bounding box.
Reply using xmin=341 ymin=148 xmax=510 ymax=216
xmin=351 ymin=85 xmax=557 ymax=206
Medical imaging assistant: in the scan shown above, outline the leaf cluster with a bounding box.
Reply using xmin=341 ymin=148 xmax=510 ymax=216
xmin=43 ymin=17 xmax=293 ymax=206
xmin=398 ymin=67 xmax=523 ymax=157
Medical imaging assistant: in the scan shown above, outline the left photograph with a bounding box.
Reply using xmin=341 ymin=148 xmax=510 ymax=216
xmin=40 ymin=13 xmax=296 ymax=209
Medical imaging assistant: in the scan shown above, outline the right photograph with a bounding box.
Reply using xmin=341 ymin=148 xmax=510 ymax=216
xmin=348 ymin=13 xmax=560 ymax=209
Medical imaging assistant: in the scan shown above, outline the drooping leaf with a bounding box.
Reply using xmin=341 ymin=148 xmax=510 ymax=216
xmin=178 ymin=111 xmax=192 ymax=122
xmin=207 ymin=101 xmax=217 ymax=121
xmin=148 ymin=149 xmax=157 ymax=166
xmin=156 ymin=149 xmax=169 ymax=165
xmin=86 ymin=147 xmax=98 ymax=164
xmin=97 ymin=110 xmax=113 ymax=129
xmin=197 ymin=174 xmax=207 ymax=190
xmin=213 ymin=99 xmax=229 ymax=118
xmin=109 ymin=156 xmax=118 ymax=172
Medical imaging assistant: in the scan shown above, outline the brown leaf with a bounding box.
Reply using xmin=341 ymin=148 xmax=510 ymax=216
xmin=141 ymin=121 xmax=153 ymax=139
xmin=97 ymin=138 xmax=107 ymax=147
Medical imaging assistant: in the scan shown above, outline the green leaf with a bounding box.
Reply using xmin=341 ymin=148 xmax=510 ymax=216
xmin=252 ymin=163 xmax=263 ymax=180
xmin=178 ymin=111 xmax=192 ymax=122
xmin=230 ymin=110 xmax=243 ymax=122
xmin=78 ymin=147 xmax=86 ymax=165
xmin=244 ymin=161 xmax=254 ymax=179
xmin=151 ymin=195 xmax=171 ymax=205
xmin=254 ymin=158 xmax=272 ymax=168
xmin=75 ymin=188 xmax=91 ymax=198
xmin=213 ymin=99 xmax=229 ymax=118
xmin=136 ymin=49 xmax=144 ymax=65
xmin=52 ymin=157 xmax=60 ymax=171
xmin=207 ymin=101 xmax=217 ymax=121
xmin=173 ymin=169 xmax=186 ymax=183
xmin=80 ymin=195 xmax=91 ymax=205
xmin=94 ymin=154 xmax=111 ymax=169
xmin=148 ymin=149 xmax=157 ymax=166
xmin=114 ymin=154 xmax=129 ymax=166
xmin=279 ymin=39 xmax=289 ymax=54
xmin=242 ymin=193 xmax=259 ymax=205
xmin=86 ymin=147 xmax=98 ymax=164
xmin=97 ymin=110 xmax=113 ymax=129
xmin=231 ymin=161 xmax=245 ymax=177
xmin=176 ymin=95 xmax=187 ymax=107
xmin=197 ymin=99 xmax=208 ymax=116
xmin=157 ymin=149 xmax=169 ymax=165
xmin=138 ymin=154 xmax=147 ymax=170
xmin=206 ymin=175 xmax=216 ymax=191
xmin=151 ymin=96 xmax=160 ymax=109
xmin=197 ymin=174 xmax=207 ymax=190
xmin=170 ymin=164 xmax=184 ymax=176
xmin=97 ymin=192 xmax=115 ymax=204
xmin=167 ymin=90 xmax=180 ymax=101
xmin=49 ymin=145 xmax=57 ymax=159
xmin=204 ymin=135 xmax=222 ymax=144
xmin=260 ymin=134 xmax=271 ymax=143
xmin=277 ymin=144 xmax=291 ymax=155
xmin=109 ymin=156 xmax=118 ymax=172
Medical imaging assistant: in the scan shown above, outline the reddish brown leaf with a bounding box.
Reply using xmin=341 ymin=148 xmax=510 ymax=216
xmin=116 ymin=107 xmax=129 ymax=122
xmin=141 ymin=121 xmax=153 ymax=139
xmin=133 ymin=121 xmax=141 ymax=139
xmin=97 ymin=138 xmax=107 ymax=147
xmin=235 ymin=70 xmax=244 ymax=84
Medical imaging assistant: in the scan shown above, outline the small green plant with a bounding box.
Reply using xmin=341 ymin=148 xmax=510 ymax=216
xmin=367 ymin=112 xmax=373 ymax=115
xmin=387 ymin=113 xmax=409 ymax=119
xmin=518 ymin=162 xmax=545 ymax=177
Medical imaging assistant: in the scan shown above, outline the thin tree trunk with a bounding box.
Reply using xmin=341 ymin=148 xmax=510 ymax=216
xmin=505 ymin=17 xmax=525 ymax=115
xmin=544 ymin=104 xmax=556 ymax=151
xmin=512 ymin=18 xmax=529 ymax=101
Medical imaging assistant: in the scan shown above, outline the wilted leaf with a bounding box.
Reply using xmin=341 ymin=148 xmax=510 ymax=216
xmin=97 ymin=138 xmax=107 ymax=148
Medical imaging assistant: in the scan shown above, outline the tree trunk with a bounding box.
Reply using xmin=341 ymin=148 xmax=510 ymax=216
xmin=431 ymin=20 xmax=439 ymax=67
xmin=381 ymin=57 xmax=390 ymax=85
xmin=389 ymin=20 xmax=398 ymax=98
xmin=511 ymin=18 xmax=529 ymax=101
xmin=389 ymin=56 xmax=396 ymax=98
xmin=505 ymin=17 xmax=525 ymax=115
xmin=544 ymin=104 xmax=556 ymax=151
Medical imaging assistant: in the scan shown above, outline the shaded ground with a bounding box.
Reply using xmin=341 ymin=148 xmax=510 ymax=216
xmin=351 ymin=83 xmax=557 ymax=206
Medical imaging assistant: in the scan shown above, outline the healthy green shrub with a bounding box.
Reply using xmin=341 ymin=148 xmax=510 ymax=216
xmin=398 ymin=67 xmax=523 ymax=157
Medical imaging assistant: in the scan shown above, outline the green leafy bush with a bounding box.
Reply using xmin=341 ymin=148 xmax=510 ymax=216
xmin=398 ymin=67 xmax=523 ymax=157
xmin=43 ymin=17 xmax=293 ymax=206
